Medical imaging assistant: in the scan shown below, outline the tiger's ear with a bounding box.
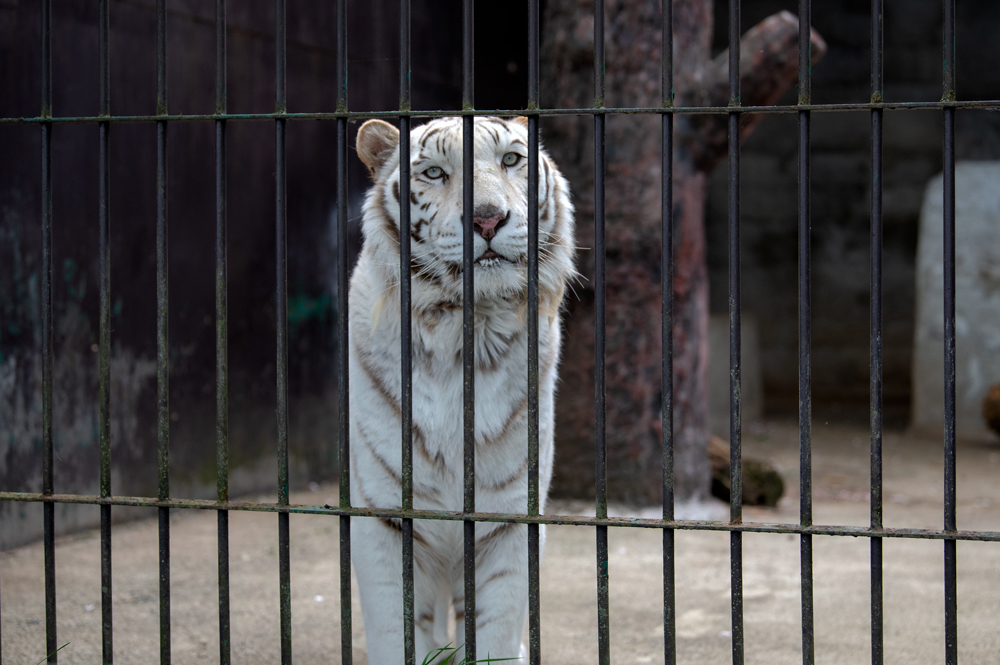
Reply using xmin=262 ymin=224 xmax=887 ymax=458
xmin=512 ymin=116 xmax=529 ymax=128
xmin=356 ymin=119 xmax=400 ymax=178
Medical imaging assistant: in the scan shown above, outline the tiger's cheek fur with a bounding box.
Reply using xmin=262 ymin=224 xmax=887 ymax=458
xmin=348 ymin=116 xmax=575 ymax=662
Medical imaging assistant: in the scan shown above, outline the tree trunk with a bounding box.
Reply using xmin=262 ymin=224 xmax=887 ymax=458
xmin=541 ymin=1 xmax=826 ymax=505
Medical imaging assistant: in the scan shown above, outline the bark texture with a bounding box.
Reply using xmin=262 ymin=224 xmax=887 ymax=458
xmin=541 ymin=1 xmax=825 ymax=504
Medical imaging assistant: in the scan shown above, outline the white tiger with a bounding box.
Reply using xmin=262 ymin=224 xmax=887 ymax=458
xmin=348 ymin=116 xmax=575 ymax=663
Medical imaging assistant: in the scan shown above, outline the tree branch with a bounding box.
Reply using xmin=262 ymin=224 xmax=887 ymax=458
xmin=684 ymin=11 xmax=828 ymax=172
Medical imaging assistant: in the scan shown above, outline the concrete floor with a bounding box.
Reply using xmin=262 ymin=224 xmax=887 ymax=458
xmin=3 ymin=422 xmax=999 ymax=664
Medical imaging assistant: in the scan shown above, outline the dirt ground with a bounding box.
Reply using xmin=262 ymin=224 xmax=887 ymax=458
xmin=3 ymin=422 xmax=999 ymax=664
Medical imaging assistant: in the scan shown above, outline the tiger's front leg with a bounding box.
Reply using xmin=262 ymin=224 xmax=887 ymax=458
xmin=352 ymin=516 xmax=452 ymax=664
xmin=450 ymin=522 xmax=533 ymax=663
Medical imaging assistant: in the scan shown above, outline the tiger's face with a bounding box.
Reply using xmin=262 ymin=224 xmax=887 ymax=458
xmin=357 ymin=117 xmax=573 ymax=304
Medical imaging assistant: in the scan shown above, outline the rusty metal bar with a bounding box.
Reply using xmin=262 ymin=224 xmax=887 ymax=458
xmin=941 ymin=2 xmax=957 ymax=664
xmin=661 ymin=2 xmax=676 ymax=664
xmin=869 ymin=2 xmax=885 ymax=664
xmin=527 ymin=1 xmax=542 ymax=664
xmin=40 ymin=0 xmax=57 ymax=661
xmin=155 ymin=0 xmax=171 ymax=662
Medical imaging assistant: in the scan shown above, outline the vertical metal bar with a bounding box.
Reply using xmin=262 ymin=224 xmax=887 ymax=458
xmin=274 ymin=2 xmax=292 ymax=662
xmin=593 ymin=3 xmax=609 ymax=664
xmin=526 ymin=2 xmax=541 ymax=664
xmin=155 ymin=0 xmax=171 ymax=662
xmin=397 ymin=1 xmax=415 ymax=662
xmin=660 ymin=2 xmax=676 ymax=664
xmin=214 ymin=1 xmax=231 ymax=662
xmin=941 ymin=2 xmax=957 ymax=663
xmin=942 ymin=112 xmax=957 ymax=665
xmin=797 ymin=2 xmax=814 ymax=664
xmin=727 ymin=2 xmax=744 ymax=664
xmin=869 ymin=1 xmax=884 ymax=663
xmin=97 ymin=0 xmax=114 ymax=661
xmin=40 ymin=0 xmax=57 ymax=661
xmin=38 ymin=0 xmax=57 ymax=661
xmin=335 ymin=0 xmax=352 ymax=662
xmin=461 ymin=2 xmax=476 ymax=659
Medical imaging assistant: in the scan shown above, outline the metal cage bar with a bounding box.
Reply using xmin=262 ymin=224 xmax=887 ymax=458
xmin=797 ymin=2 xmax=815 ymax=665
xmin=397 ymin=1 xmax=415 ymax=663
xmin=592 ymin=3 xmax=610 ymax=664
xmin=39 ymin=0 xmax=56 ymax=661
xmin=941 ymin=2 xmax=958 ymax=664
xmin=526 ymin=2 xmax=542 ymax=665
xmin=7 ymin=100 xmax=1000 ymax=127
xmin=727 ymin=2 xmax=745 ymax=664
xmin=214 ymin=1 xmax=232 ymax=662
xmin=660 ymin=3 xmax=676 ymax=665
xmin=461 ymin=1 xmax=477 ymax=661
xmin=97 ymin=0 xmax=114 ymax=660
xmin=154 ymin=0 xmax=171 ymax=662
xmin=335 ymin=0 xmax=352 ymax=661
xmin=5 ymin=491 xmax=1000 ymax=540
xmin=869 ymin=2 xmax=885 ymax=663
xmin=274 ymin=2 xmax=293 ymax=662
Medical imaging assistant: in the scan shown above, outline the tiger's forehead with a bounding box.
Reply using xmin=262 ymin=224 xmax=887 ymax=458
xmin=410 ymin=117 xmax=527 ymax=164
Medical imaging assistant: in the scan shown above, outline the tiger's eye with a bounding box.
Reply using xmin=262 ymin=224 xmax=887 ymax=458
xmin=424 ymin=166 xmax=444 ymax=179
xmin=502 ymin=152 xmax=522 ymax=167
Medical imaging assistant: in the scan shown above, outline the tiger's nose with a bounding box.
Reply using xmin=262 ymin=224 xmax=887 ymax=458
xmin=473 ymin=208 xmax=509 ymax=241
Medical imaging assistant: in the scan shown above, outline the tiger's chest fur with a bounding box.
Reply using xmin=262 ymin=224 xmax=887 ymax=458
xmin=346 ymin=116 xmax=574 ymax=661
xmin=349 ymin=286 xmax=560 ymax=515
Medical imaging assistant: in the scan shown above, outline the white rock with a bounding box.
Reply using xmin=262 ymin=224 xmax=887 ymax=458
xmin=912 ymin=161 xmax=1000 ymax=435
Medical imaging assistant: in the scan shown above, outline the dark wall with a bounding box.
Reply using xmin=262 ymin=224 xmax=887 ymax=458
xmin=1 ymin=0 xmax=477 ymax=547
xmin=705 ymin=0 xmax=1000 ymax=426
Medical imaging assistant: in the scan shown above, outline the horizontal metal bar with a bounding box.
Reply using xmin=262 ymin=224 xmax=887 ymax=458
xmin=4 ymin=493 xmax=998 ymax=542
xmin=2 ymin=100 xmax=998 ymax=125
